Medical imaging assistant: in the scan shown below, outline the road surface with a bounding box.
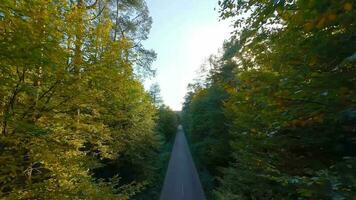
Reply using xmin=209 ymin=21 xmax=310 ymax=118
xmin=160 ymin=126 xmax=206 ymax=200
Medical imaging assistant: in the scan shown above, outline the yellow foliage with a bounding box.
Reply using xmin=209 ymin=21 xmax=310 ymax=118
xmin=304 ymin=22 xmax=314 ymax=32
xmin=344 ymin=2 xmax=353 ymax=12
xmin=0 ymin=0 xmax=158 ymax=198
xmin=327 ymin=13 xmax=337 ymax=21
xmin=316 ymin=16 xmax=326 ymax=29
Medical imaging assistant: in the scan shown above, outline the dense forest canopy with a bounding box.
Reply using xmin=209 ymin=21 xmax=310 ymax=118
xmin=1 ymin=0 xmax=355 ymax=199
xmin=183 ymin=0 xmax=356 ymax=199
xmin=0 ymin=0 xmax=177 ymax=199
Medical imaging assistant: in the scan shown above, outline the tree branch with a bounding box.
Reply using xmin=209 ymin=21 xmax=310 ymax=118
xmin=86 ymin=0 xmax=99 ymax=9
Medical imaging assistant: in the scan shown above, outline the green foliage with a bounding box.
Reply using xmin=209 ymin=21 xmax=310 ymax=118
xmin=182 ymin=73 xmax=231 ymax=198
xmin=0 ymin=0 xmax=160 ymax=199
xmin=183 ymin=0 xmax=356 ymax=199
xmin=136 ymin=104 xmax=178 ymax=199
xmin=156 ymin=105 xmax=179 ymax=142
xmin=149 ymin=83 xmax=163 ymax=107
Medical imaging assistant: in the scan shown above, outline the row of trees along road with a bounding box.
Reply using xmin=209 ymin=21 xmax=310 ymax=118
xmin=0 ymin=0 xmax=178 ymax=199
xmin=182 ymin=0 xmax=356 ymax=199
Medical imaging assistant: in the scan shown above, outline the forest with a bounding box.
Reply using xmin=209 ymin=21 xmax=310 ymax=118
xmin=182 ymin=0 xmax=356 ymax=199
xmin=0 ymin=0 xmax=178 ymax=199
xmin=1 ymin=0 xmax=355 ymax=199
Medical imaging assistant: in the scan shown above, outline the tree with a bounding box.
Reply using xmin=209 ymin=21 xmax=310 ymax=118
xmin=157 ymin=105 xmax=178 ymax=142
xmin=183 ymin=0 xmax=356 ymax=199
xmin=149 ymin=83 xmax=163 ymax=107
xmin=0 ymin=0 xmax=160 ymax=199
xmin=110 ymin=0 xmax=157 ymax=78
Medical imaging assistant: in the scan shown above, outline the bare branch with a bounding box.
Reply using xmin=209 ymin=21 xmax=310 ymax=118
xmin=86 ymin=0 xmax=99 ymax=9
xmin=90 ymin=4 xmax=106 ymax=20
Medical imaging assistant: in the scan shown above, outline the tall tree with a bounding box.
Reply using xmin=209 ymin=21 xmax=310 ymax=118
xmin=0 ymin=0 xmax=160 ymax=199
xmin=149 ymin=83 xmax=163 ymax=107
xmin=183 ymin=0 xmax=356 ymax=199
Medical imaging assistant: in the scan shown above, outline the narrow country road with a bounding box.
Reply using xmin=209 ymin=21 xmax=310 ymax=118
xmin=160 ymin=125 xmax=206 ymax=200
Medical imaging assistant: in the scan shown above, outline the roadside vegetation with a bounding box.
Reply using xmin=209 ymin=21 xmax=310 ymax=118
xmin=182 ymin=0 xmax=356 ymax=199
xmin=0 ymin=0 xmax=177 ymax=199
xmin=1 ymin=0 xmax=355 ymax=199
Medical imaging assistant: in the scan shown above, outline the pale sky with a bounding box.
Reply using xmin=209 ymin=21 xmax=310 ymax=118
xmin=144 ymin=0 xmax=232 ymax=111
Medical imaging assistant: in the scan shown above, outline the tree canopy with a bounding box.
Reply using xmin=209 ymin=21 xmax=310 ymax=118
xmin=183 ymin=0 xmax=356 ymax=199
xmin=0 ymin=0 xmax=172 ymax=199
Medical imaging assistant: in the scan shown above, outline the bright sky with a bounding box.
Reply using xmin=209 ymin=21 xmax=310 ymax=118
xmin=144 ymin=0 xmax=232 ymax=111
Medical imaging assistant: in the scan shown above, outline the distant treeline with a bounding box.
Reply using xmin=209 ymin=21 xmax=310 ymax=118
xmin=182 ymin=0 xmax=355 ymax=199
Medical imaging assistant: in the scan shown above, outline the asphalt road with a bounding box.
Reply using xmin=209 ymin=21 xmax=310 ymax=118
xmin=160 ymin=126 xmax=206 ymax=200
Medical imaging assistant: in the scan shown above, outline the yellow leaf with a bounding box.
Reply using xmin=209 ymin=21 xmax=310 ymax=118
xmin=344 ymin=2 xmax=352 ymax=12
xmin=304 ymin=22 xmax=314 ymax=32
xmin=316 ymin=16 xmax=326 ymax=28
xmin=327 ymin=13 xmax=337 ymax=21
